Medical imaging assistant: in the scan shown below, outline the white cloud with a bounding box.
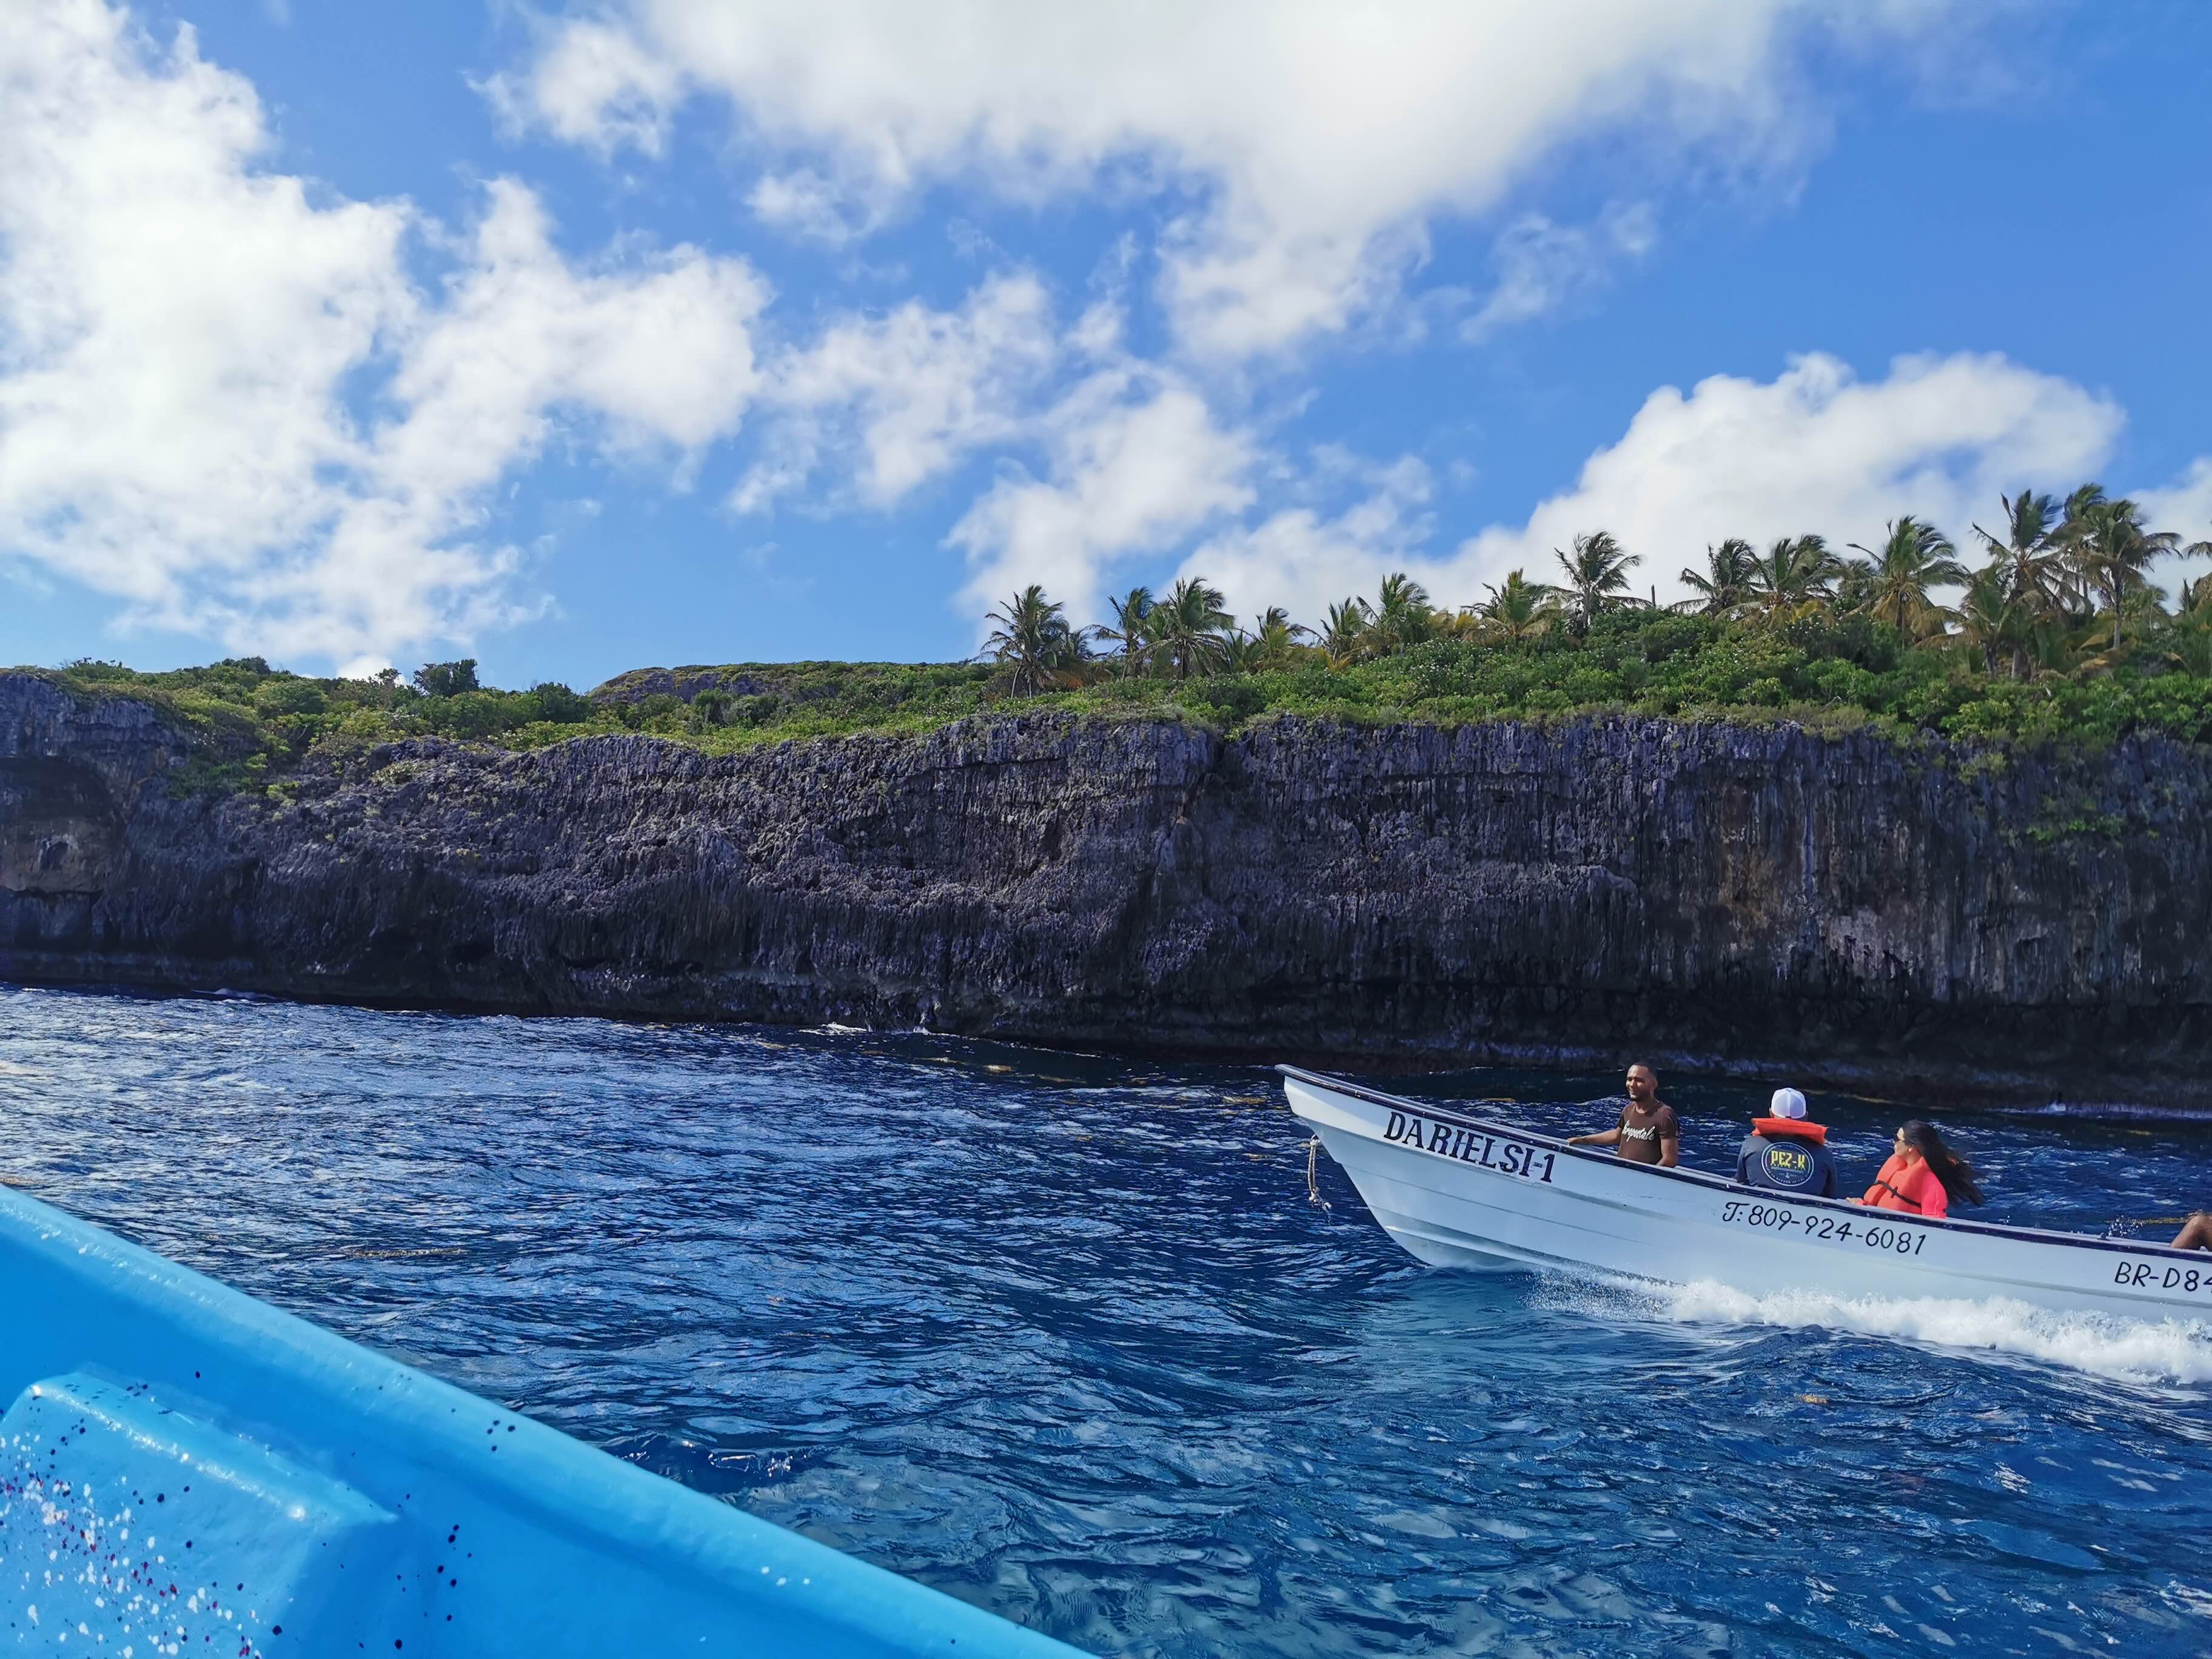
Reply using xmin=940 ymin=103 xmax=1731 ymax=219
xmin=2140 ymin=458 xmax=2212 ymax=545
xmin=1184 ymin=454 xmax=1435 ymax=626
xmin=2142 ymin=457 xmax=2212 ymax=589
xmin=483 ymin=15 xmax=681 ymax=158
xmin=1450 ymin=352 xmax=2123 ymax=606
xmin=0 ymin=2 xmax=766 ymax=667
xmin=948 ymin=373 xmax=1255 ymax=628
xmin=321 ymin=181 xmax=766 ymax=664
xmin=747 ymin=168 xmax=871 ymax=245
xmin=493 ymin=0 xmax=1968 ymax=356
xmin=1461 ymin=203 xmax=1660 ymax=343
xmin=732 ymin=272 xmax=1057 ymax=515
xmin=1155 ymin=353 xmax=2125 ymax=626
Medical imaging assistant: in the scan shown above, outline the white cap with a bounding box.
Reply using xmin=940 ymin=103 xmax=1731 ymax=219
xmin=1769 ymin=1088 xmax=1808 ymax=1120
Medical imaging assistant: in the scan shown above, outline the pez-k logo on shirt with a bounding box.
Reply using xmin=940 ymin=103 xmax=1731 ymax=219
xmin=1761 ymin=1145 xmax=1816 ymax=1188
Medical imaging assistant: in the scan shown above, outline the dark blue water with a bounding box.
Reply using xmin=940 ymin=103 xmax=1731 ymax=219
xmin=2 ymin=985 xmax=2208 ymax=1657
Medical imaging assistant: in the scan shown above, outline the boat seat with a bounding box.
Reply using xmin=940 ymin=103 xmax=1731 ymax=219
xmin=0 ymin=1372 xmax=405 ymax=1655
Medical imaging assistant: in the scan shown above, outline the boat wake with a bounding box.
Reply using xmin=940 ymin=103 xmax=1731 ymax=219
xmin=1553 ymin=1276 xmax=2212 ymax=1384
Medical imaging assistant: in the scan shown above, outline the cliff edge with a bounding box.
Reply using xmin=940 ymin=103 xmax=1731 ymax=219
xmin=2 ymin=671 xmax=2205 ymax=1111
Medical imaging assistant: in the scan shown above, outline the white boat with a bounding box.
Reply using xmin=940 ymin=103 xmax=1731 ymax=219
xmin=1282 ymin=1065 xmax=2212 ymax=1323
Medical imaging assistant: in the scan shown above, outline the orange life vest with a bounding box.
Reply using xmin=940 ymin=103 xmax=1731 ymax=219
xmin=1752 ymin=1117 xmax=1828 ymax=1143
xmin=1861 ymin=1153 xmax=1949 ymax=1219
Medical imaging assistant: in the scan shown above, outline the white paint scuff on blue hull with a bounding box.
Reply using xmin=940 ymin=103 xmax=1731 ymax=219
xmin=1281 ymin=1066 xmax=2212 ymax=1324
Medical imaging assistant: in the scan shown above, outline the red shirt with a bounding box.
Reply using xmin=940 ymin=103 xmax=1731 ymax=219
xmin=1862 ymin=1153 xmax=1949 ymax=1219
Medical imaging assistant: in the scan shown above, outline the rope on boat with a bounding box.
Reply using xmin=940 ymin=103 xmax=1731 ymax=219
xmin=1305 ymin=1136 xmax=1332 ymax=1211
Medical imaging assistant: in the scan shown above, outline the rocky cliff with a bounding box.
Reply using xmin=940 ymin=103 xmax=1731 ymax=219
xmin=3 ymin=671 xmax=2207 ymax=1111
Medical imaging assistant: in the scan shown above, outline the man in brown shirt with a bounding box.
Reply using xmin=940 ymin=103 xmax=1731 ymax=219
xmin=1566 ymin=1063 xmax=1680 ymax=1168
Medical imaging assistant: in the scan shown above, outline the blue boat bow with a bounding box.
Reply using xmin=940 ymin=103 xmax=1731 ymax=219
xmin=0 ymin=1187 xmax=1088 ymax=1658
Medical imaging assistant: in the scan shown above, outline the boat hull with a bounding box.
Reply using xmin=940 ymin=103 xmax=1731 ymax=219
xmin=0 ymin=1186 xmax=1085 ymax=1658
xmin=1283 ymin=1067 xmax=2212 ymax=1324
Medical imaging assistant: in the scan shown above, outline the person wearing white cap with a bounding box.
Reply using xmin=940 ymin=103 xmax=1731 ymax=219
xmin=1735 ymin=1087 xmax=1838 ymax=1198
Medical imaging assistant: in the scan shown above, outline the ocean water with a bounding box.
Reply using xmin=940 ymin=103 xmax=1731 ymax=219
xmin=1 ymin=984 xmax=2208 ymax=1658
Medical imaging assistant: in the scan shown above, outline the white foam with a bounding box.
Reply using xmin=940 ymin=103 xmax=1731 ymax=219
xmin=1561 ymin=1277 xmax=2212 ymax=1384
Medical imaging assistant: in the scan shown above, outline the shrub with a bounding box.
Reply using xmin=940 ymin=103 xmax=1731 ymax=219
xmin=1180 ymin=678 xmax=1268 ymax=722
xmin=523 ymin=682 xmax=593 ymax=723
xmin=413 ymin=659 xmax=480 ymax=697
xmin=415 ymin=690 xmax=522 ymax=741
xmin=253 ymin=680 xmax=329 ymax=717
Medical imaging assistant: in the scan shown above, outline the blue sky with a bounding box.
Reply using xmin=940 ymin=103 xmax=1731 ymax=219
xmin=2 ymin=1 xmax=2208 ymax=691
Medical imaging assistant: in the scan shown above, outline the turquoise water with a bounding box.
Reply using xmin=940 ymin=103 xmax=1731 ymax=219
xmin=2 ymin=984 xmax=2208 ymax=1657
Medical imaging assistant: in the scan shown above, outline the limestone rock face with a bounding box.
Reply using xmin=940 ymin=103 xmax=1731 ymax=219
xmin=2 ymin=672 xmax=2205 ymax=1110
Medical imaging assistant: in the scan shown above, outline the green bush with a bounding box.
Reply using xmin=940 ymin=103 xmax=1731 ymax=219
xmin=1179 ymin=677 xmax=1268 ymax=722
xmin=253 ymin=680 xmax=329 ymax=717
xmin=523 ymin=682 xmax=593 ymax=723
xmin=416 ymin=691 xmax=526 ymax=741
xmin=413 ymin=659 xmax=480 ymax=697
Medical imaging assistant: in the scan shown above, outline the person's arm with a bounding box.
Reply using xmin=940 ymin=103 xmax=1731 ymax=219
xmin=1658 ymin=1132 xmax=1680 ymax=1170
xmin=1569 ymin=1107 xmax=1627 ymax=1149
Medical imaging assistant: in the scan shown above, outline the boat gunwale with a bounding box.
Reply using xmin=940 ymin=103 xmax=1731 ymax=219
xmin=0 ymin=1184 xmax=1087 ymax=1657
xmin=1278 ymin=1064 xmax=2210 ymax=1266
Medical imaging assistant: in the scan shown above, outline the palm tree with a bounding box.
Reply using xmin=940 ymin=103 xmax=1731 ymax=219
xmin=1145 ymin=576 xmax=1236 ymax=679
xmin=1219 ymin=611 xmax=1309 ymax=673
xmin=1474 ymin=569 xmax=1558 ymax=642
xmin=1952 ymin=570 xmax=2043 ymax=679
xmin=2165 ymin=574 xmax=2212 ymax=676
xmin=1552 ymin=531 xmax=1640 ymax=634
xmin=2053 ymin=480 xmax=2112 ymax=626
xmin=1361 ymin=572 xmax=1436 ymax=656
xmin=1846 ymin=517 xmax=1969 ymax=639
xmin=2026 ymin=623 xmax=2093 ymax=680
xmin=1744 ymin=534 xmax=1842 ymax=622
xmin=1972 ymin=490 xmax=2070 ymax=614
xmin=1436 ymin=605 xmax=1486 ymax=640
xmin=1096 ymin=586 xmax=1154 ymax=675
xmin=1674 ymin=538 xmax=1756 ymax=617
xmin=1831 ymin=557 xmax=1877 ymax=617
xmin=981 ymin=585 xmax=1088 ymax=696
xmin=2168 ymin=626 xmax=2212 ymax=678
xmin=1319 ymin=598 xmax=1369 ymax=666
xmin=2063 ymin=495 xmax=2181 ymax=655
xmin=2062 ymin=480 xmax=2109 ymax=524
xmin=1247 ymin=606 xmax=1313 ymax=670
xmin=1218 ymin=628 xmax=1264 ymax=674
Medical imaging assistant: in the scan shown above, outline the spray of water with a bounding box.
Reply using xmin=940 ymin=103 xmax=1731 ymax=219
xmin=1544 ymin=1275 xmax=2212 ymax=1384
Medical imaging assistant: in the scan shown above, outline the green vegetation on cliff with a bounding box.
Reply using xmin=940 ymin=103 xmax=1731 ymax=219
xmin=23 ymin=483 xmax=2212 ymax=776
xmin=25 ymin=602 xmax=2212 ymax=792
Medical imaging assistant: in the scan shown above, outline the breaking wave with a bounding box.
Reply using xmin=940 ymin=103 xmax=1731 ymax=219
xmin=1604 ymin=1276 xmax=2212 ymax=1384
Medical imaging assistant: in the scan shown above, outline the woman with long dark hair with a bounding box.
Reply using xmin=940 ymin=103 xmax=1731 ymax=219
xmin=1855 ymin=1120 xmax=1983 ymax=1219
